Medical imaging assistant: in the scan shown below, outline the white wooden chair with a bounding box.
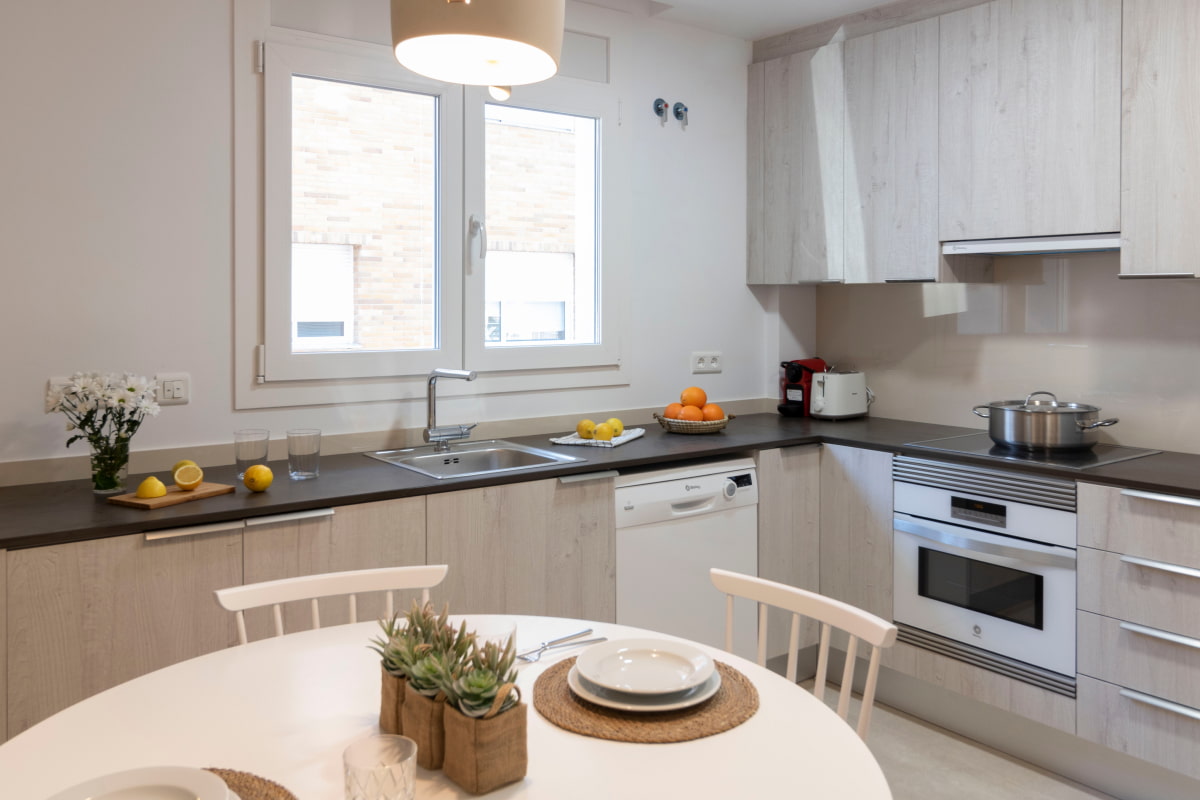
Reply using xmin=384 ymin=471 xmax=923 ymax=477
xmin=710 ymin=567 xmax=898 ymax=739
xmin=215 ymin=564 xmax=449 ymax=645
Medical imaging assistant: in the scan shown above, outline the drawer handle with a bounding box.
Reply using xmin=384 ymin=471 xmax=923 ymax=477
xmin=1119 ymin=621 xmax=1200 ymax=652
xmin=1119 ymin=688 xmax=1200 ymax=723
xmin=1119 ymin=488 xmax=1200 ymax=509
xmin=558 ymin=470 xmax=619 ymax=484
xmin=1119 ymin=554 xmax=1200 ymax=581
xmin=244 ymin=508 xmax=335 ymax=527
xmin=144 ymin=520 xmax=245 ymax=541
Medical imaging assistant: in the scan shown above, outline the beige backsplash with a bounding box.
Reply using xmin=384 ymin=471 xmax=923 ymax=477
xmin=816 ymin=251 xmax=1200 ymax=455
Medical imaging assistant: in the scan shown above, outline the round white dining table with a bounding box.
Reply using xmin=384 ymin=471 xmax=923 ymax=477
xmin=0 ymin=615 xmax=893 ymax=799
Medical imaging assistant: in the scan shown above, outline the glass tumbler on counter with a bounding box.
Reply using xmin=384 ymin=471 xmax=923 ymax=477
xmin=234 ymin=428 xmax=270 ymax=479
xmin=344 ymin=734 xmax=417 ymax=800
xmin=287 ymin=428 xmax=321 ymax=480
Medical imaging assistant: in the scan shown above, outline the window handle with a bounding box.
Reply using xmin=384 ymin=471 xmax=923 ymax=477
xmin=468 ymin=215 xmax=487 ymax=272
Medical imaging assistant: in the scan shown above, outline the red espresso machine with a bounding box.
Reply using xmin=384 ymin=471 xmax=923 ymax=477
xmin=778 ymin=358 xmax=827 ymax=417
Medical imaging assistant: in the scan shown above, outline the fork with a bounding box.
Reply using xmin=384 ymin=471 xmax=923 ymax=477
xmin=515 ymin=629 xmax=604 ymax=662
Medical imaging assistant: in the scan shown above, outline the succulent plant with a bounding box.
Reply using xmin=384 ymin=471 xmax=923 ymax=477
xmin=369 ymin=613 xmax=408 ymax=677
xmin=444 ymin=634 xmax=520 ymax=718
xmin=369 ymin=600 xmax=475 ymax=695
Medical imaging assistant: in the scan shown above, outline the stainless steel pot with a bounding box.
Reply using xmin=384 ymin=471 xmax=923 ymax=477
xmin=972 ymin=391 xmax=1119 ymax=451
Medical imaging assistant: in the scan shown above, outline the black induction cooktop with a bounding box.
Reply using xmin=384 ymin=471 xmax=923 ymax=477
xmin=905 ymin=432 xmax=1161 ymax=471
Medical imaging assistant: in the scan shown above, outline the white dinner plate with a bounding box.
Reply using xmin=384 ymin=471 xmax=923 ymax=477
xmin=46 ymin=766 xmax=231 ymax=800
xmin=568 ymin=665 xmax=721 ymax=712
xmin=574 ymin=638 xmax=715 ymax=694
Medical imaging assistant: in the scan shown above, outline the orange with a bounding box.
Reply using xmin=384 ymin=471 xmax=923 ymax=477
xmin=701 ymin=403 xmax=725 ymax=421
xmin=663 ymin=402 xmax=684 ymax=419
xmin=679 ymin=405 xmax=704 ymax=421
xmin=680 ymin=386 xmax=708 ymax=408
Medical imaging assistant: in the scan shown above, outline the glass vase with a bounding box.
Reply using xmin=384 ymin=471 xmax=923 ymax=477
xmin=90 ymin=439 xmax=130 ymax=495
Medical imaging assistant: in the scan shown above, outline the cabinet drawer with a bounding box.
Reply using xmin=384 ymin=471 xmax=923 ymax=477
xmin=1077 ymin=546 xmax=1200 ymax=639
xmin=1078 ymin=482 xmax=1200 ymax=568
xmin=1078 ymin=611 xmax=1200 ymax=709
xmin=1077 ymin=675 xmax=1200 ymax=781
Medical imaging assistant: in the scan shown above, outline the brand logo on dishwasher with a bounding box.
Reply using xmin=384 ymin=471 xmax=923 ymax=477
xmin=685 ymin=483 xmax=702 ymax=492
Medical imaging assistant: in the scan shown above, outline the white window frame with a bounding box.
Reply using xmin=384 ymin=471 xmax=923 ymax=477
xmin=262 ymin=39 xmax=464 ymax=382
xmin=232 ymin=19 xmax=630 ymax=409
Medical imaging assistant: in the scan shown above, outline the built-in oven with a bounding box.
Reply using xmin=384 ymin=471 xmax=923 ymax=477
xmin=892 ymin=456 xmax=1077 ymax=697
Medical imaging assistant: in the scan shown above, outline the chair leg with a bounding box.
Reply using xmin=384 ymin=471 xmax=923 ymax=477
xmin=856 ymin=647 xmax=883 ymax=739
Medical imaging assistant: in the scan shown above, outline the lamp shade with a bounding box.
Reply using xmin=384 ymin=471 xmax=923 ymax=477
xmin=391 ymin=0 xmax=565 ymax=86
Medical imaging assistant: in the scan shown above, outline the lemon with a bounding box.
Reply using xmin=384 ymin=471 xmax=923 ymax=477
xmin=135 ymin=476 xmax=167 ymax=499
xmin=172 ymin=458 xmax=198 ymax=475
xmin=604 ymin=417 xmax=625 ymax=437
xmin=593 ymin=422 xmax=615 ymax=441
xmin=576 ymin=419 xmax=596 ymax=439
xmin=243 ymin=464 xmax=274 ymax=492
xmin=174 ymin=463 xmax=204 ymax=491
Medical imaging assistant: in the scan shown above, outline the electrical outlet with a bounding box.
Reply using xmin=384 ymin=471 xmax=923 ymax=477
xmin=691 ymin=351 xmax=723 ymax=374
xmin=155 ymin=372 xmax=190 ymax=405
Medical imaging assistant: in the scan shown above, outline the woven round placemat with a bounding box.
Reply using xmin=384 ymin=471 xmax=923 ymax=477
xmin=532 ymin=658 xmax=758 ymax=743
xmin=205 ymin=768 xmax=297 ymax=800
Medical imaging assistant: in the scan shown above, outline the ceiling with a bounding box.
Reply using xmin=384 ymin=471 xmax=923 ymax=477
xmin=580 ymin=0 xmax=891 ymax=42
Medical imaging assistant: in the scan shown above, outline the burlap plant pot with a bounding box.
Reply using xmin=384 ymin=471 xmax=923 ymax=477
xmin=379 ymin=667 xmax=406 ymax=735
xmin=442 ymin=684 xmax=527 ymax=795
xmin=402 ymin=682 xmax=447 ymax=769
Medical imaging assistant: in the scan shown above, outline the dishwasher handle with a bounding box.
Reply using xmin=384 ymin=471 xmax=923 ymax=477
xmin=668 ymin=493 xmax=719 ymax=516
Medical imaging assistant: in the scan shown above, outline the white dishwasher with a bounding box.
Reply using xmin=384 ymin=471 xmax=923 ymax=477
xmin=615 ymin=457 xmax=758 ymax=660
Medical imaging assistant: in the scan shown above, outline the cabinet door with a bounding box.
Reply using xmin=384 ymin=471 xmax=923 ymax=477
xmin=0 ymin=549 xmax=6 ymax=743
xmin=844 ymin=17 xmax=940 ymax=283
xmin=756 ymin=43 xmax=845 ymax=284
xmin=7 ymin=526 xmax=243 ymax=736
xmin=242 ymin=499 xmax=426 ymax=639
xmin=755 ymin=446 xmax=821 ymax=658
xmin=1120 ymin=1 xmax=1200 ymax=277
xmin=819 ymin=444 xmax=893 ymax=620
xmin=938 ymin=0 xmax=1120 ymax=240
xmin=427 ymin=476 xmax=615 ymax=620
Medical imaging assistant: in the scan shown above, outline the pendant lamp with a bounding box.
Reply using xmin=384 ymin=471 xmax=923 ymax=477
xmin=391 ymin=0 xmax=565 ymax=86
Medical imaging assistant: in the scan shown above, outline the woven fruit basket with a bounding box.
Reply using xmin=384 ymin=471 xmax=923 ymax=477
xmin=653 ymin=413 xmax=733 ymax=434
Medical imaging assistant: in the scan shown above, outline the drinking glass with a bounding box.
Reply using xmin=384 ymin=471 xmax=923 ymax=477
xmin=344 ymin=734 xmax=417 ymax=800
xmin=234 ymin=428 xmax=270 ymax=479
xmin=287 ymin=428 xmax=321 ymax=480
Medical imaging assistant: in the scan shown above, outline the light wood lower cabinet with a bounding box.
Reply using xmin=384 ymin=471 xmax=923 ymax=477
xmin=819 ymin=444 xmax=893 ymax=620
xmin=6 ymin=525 xmax=243 ymax=736
xmin=1077 ymin=674 xmax=1200 ymax=781
xmin=1077 ymin=546 xmax=1200 ymax=640
xmin=0 ymin=549 xmax=6 ymax=743
xmin=1078 ymin=482 xmax=1200 ymax=568
xmin=1078 ymin=610 xmax=1200 ymax=710
xmin=241 ymin=499 xmax=426 ymax=640
xmin=755 ymin=446 xmax=821 ymax=657
xmin=426 ymin=476 xmax=615 ymax=620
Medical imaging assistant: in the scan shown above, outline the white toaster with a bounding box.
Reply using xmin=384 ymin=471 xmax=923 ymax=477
xmin=810 ymin=371 xmax=874 ymax=419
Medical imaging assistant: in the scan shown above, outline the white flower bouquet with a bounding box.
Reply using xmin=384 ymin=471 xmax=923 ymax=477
xmin=45 ymin=372 xmax=161 ymax=494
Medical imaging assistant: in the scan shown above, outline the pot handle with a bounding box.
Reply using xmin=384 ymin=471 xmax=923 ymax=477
xmin=1023 ymin=390 xmax=1059 ymax=407
xmin=972 ymin=405 xmax=990 ymax=418
xmin=1078 ymin=417 xmax=1119 ymax=431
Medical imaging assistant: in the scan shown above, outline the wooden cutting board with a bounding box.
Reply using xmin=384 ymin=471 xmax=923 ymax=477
xmin=107 ymin=481 xmax=236 ymax=509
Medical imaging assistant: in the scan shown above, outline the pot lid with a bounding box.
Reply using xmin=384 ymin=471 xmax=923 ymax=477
xmin=987 ymin=391 xmax=1101 ymax=414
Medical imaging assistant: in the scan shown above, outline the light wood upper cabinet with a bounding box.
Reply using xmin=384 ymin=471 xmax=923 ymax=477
xmin=1120 ymin=1 xmax=1200 ymax=277
xmin=748 ymin=43 xmax=845 ymax=284
xmin=6 ymin=526 xmax=243 ymax=736
xmin=938 ymin=0 xmax=1121 ymax=241
xmin=819 ymin=444 xmax=893 ymax=620
xmin=242 ymin=499 xmax=426 ymax=640
xmin=844 ymin=18 xmax=940 ymax=283
xmin=427 ymin=476 xmax=615 ymax=620
xmin=755 ymin=446 xmax=821 ymax=658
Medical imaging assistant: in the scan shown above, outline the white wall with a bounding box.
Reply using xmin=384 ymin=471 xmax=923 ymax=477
xmin=0 ymin=0 xmax=777 ymax=478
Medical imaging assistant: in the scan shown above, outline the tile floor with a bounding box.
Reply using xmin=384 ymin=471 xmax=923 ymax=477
xmin=865 ymin=701 xmax=1116 ymax=800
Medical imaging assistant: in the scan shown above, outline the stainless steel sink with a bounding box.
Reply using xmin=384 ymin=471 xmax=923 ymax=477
xmin=367 ymin=439 xmax=584 ymax=480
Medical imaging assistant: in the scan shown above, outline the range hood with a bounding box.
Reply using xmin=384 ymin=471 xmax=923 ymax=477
xmin=942 ymin=233 xmax=1120 ymax=256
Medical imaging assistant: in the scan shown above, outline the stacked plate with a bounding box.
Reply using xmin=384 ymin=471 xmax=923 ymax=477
xmin=47 ymin=766 xmax=237 ymax=800
xmin=568 ymin=638 xmax=721 ymax=712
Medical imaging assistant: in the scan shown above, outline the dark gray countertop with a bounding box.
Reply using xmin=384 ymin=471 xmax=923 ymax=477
xmin=4 ymin=413 xmax=1199 ymax=550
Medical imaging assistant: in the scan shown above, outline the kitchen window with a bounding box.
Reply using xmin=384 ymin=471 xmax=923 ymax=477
xmin=258 ymin=35 xmax=623 ymax=385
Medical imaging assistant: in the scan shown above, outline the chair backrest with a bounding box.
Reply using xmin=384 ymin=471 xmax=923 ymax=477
xmin=710 ymin=567 xmax=898 ymax=739
xmin=215 ymin=564 xmax=449 ymax=645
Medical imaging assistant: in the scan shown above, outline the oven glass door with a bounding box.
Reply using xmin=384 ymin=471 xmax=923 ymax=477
xmin=893 ymin=513 xmax=1076 ymax=676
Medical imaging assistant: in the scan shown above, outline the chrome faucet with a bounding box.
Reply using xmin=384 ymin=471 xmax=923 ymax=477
xmin=425 ymin=368 xmax=478 ymax=452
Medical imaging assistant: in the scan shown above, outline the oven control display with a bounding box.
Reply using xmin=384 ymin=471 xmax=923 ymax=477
xmin=950 ymin=496 xmax=1006 ymax=528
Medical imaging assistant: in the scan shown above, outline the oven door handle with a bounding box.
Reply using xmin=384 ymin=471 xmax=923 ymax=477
xmin=894 ymin=517 xmax=1077 ymax=570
